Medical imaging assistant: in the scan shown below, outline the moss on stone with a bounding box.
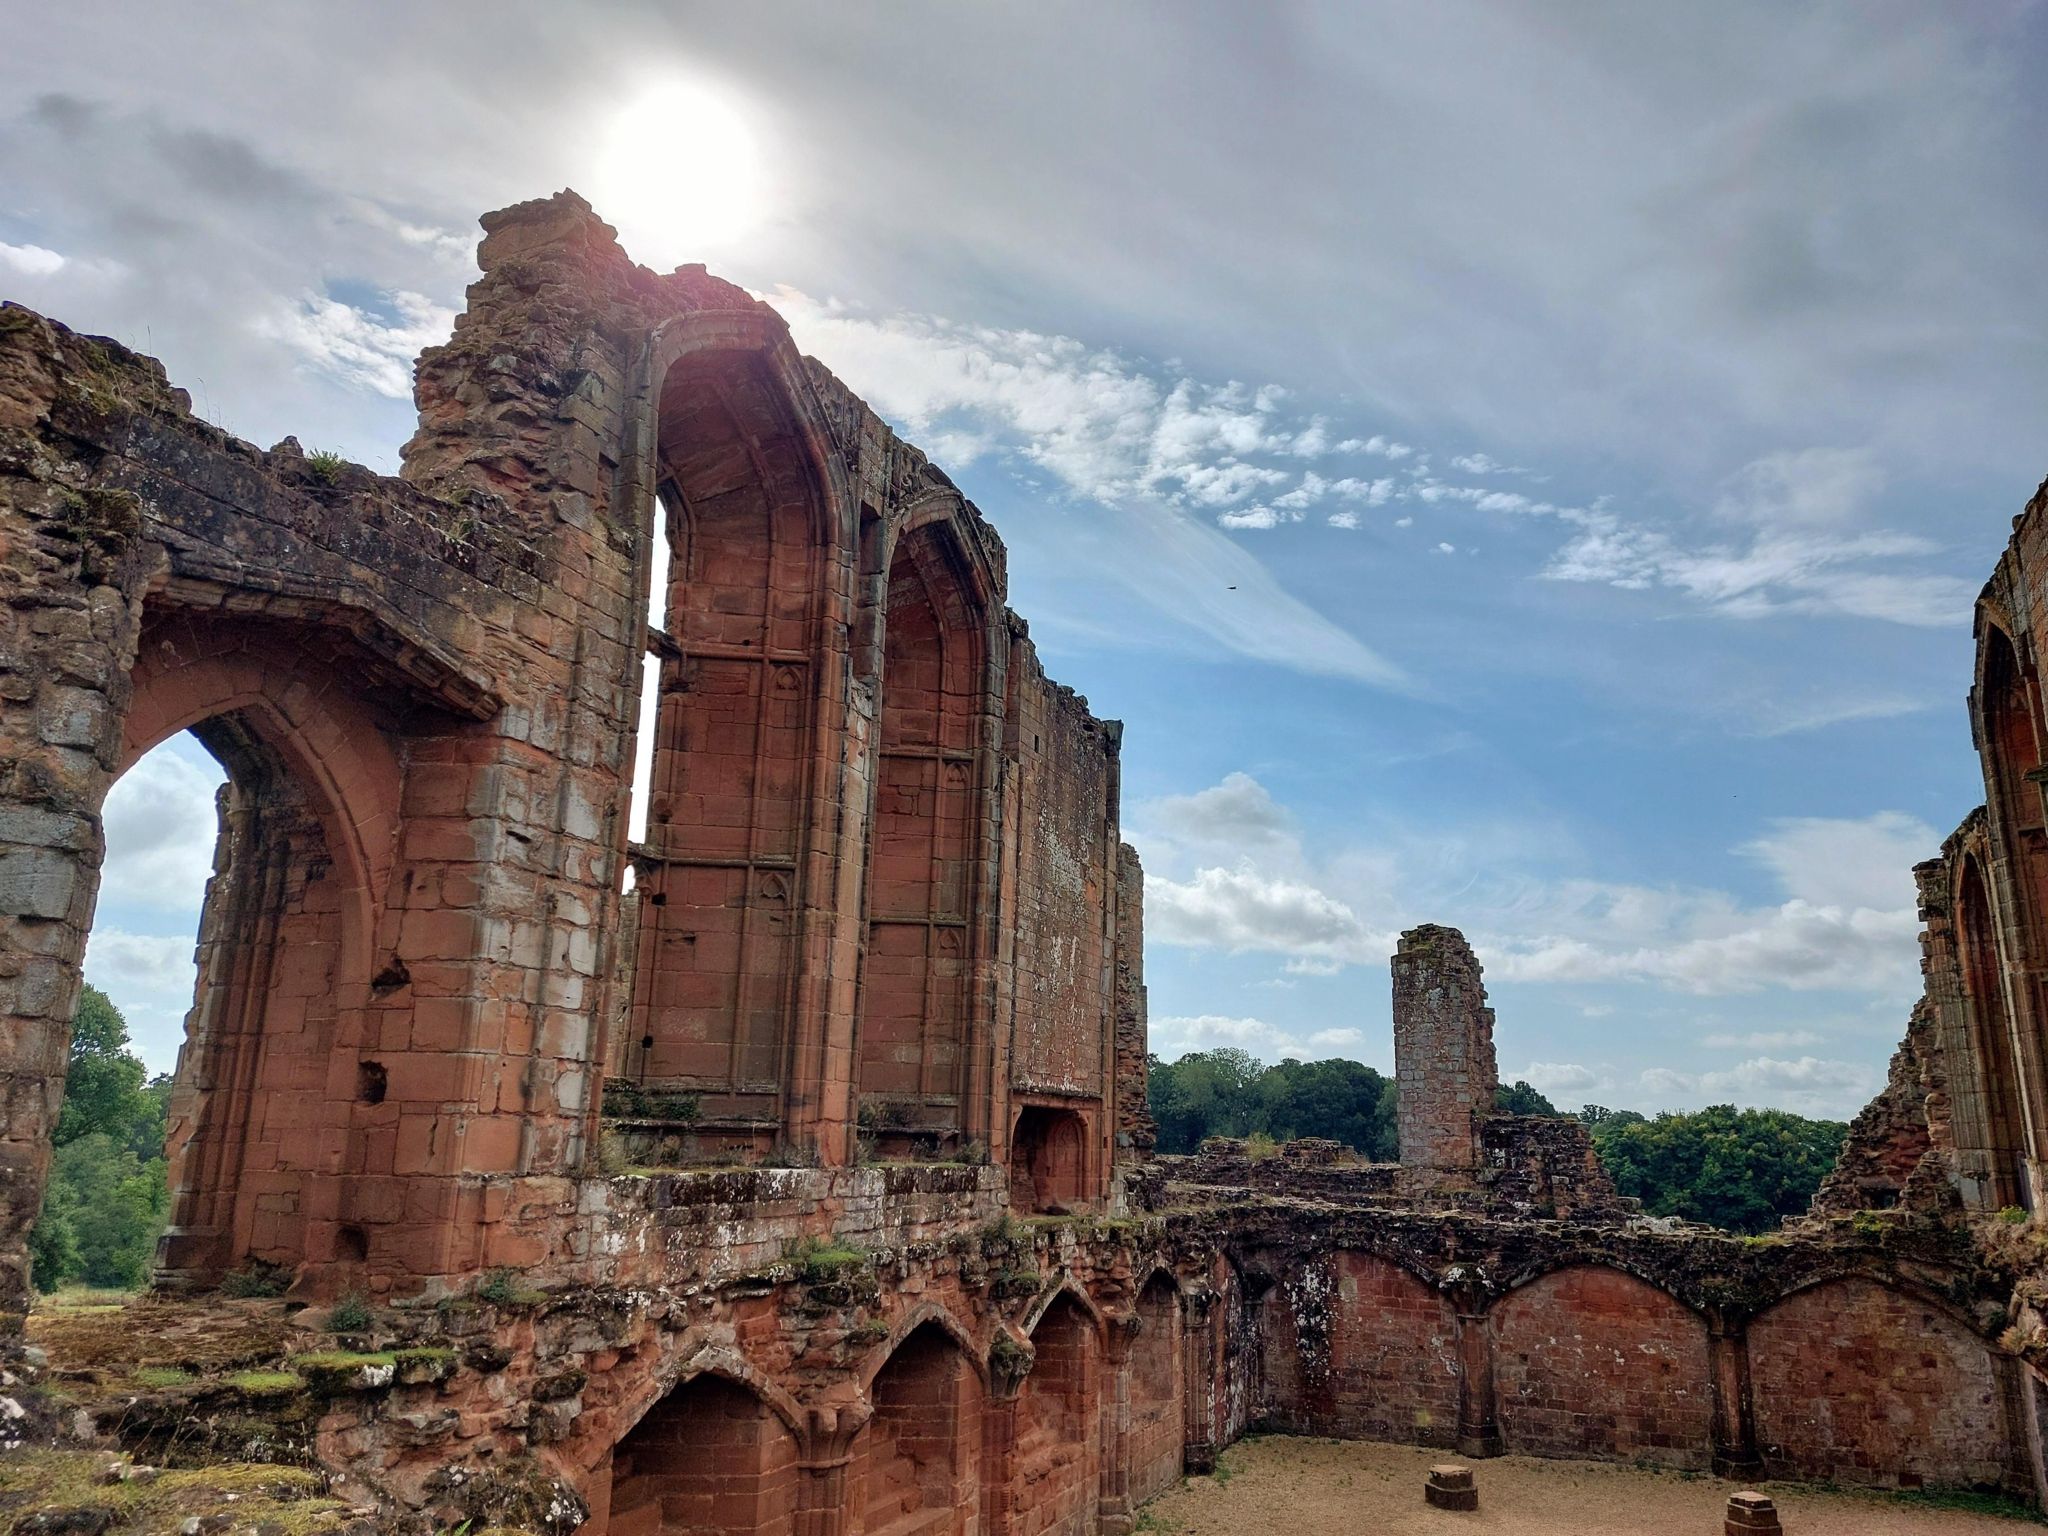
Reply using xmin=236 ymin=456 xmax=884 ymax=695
xmin=0 ymin=1449 xmax=350 ymax=1534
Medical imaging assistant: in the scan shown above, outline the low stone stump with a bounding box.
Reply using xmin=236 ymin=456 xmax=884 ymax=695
xmin=1424 ymin=1463 xmax=1477 ymax=1511
xmin=1725 ymin=1490 xmax=1782 ymax=1535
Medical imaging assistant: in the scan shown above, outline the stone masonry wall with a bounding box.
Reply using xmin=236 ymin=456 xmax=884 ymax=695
xmin=1391 ymin=923 xmax=1497 ymax=1191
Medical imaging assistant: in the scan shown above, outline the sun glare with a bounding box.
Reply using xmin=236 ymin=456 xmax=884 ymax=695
xmin=592 ymin=79 xmax=767 ymax=265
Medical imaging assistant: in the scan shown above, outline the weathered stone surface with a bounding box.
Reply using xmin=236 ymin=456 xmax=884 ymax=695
xmin=3 ymin=196 xmax=2040 ymax=1532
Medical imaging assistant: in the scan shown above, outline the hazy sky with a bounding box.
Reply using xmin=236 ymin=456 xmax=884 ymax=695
xmin=7 ymin=1 xmax=2045 ymax=1117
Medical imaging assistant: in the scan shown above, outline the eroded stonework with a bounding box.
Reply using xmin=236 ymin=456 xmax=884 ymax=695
xmin=1 ymin=195 xmax=2039 ymax=1531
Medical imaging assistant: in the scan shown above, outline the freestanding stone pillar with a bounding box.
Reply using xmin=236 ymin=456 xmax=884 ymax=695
xmin=1392 ymin=925 xmax=1499 ymax=1193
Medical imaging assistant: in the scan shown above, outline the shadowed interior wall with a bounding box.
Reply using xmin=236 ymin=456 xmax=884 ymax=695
xmin=630 ymin=349 xmax=827 ymax=1126
xmin=1264 ymin=1251 xmax=1458 ymax=1445
xmin=1016 ymin=1295 xmax=1099 ymax=1536
xmin=859 ymin=527 xmax=984 ymax=1145
xmin=858 ymin=1323 xmax=982 ymax=1536
xmin=1128 ymin=1276 xmax=1183 ymax=1506
xmin=1749 ymin=1278 xmax=2009 ymax=1489
xmin=1491 ymin=1265 xmax=1712 ymax=1469
xmin=603 ymin=1375 xmax=799 ymax=1536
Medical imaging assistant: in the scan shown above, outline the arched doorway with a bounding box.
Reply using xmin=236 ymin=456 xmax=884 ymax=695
xmin=112 ymin=620 xmax=396 ymax=1293
xmin=858 ymin=1321 xmax=983 ymax=1535
xmin=1010 ymin=1106 xmax=1087 ymax=1214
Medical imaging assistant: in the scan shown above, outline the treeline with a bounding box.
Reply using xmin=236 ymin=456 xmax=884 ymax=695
xmin=1147 ymin=1050 xmax=1847 ymax=1234
xmin=30 ymin=987 xmax=173 ymax=1292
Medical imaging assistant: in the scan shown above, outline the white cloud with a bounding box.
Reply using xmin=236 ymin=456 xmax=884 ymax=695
xmin=1141 ymin=774 xmax=1925 ymax=1005
xmin=1361 ymin=435 xmax=1413 ymax=460
xmin=1717 ymin=447 xmax=1884 ymax=529
xmin=773 ymin=289 xmax=1410 ymax=688
xmin=1137 ymin=772 xmax=1298 ymax=863
xmin=1701 ymin=1030 xmax=1824 ymax=1050
xmin=1146 ymin=865 xmax=1385 ymax=965
xmin=1149 ymin=1012 xmax=1372 ymax=1065
xmin=101 ymin=744 xmax=225 ymax=910
xmin=1517 ymin=1061 xmax=1604 ymax=1094
xmin=83 ymin=928 xmax=197 ymax=1074
xmin=257 ymin=287 xmax=456 ymax=399
xmin=1541 ymin=449 xmax=1974 ymax=627
xmin=1217 ymin=504 xmax=1293 ymax=531
xmin=0 ymin=240 xmax=67 ymax=276
xmin=1739 ymin=811 xmax=1932 ymax=914
xmin=1638 ymin=1055 xmax=1881 ymax=1117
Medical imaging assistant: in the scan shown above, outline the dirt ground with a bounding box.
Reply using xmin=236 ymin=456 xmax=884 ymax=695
xmin=1139 ymin=1436 xmax=2039 ymax=1535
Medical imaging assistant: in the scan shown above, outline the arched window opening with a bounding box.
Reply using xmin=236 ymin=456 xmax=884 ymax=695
xmin=1010 ymin=1106 xmax=1088 ymax=1215
xmin=153 ymin=713 xmax=365 ymax=1288
xmin=1959 ymin=855 xmax=2031 ymax=1209
xmin=605 ymin=1375 xmax=798 ymax=1536
xmin=858 ymin=524 xmax=985 ymax=1156
xmin=858 ymin=1322 xmax=981 ymax=1536
xmin=622 ymin=347 xmax=831 ymax=1163
xmin=29 ymin=735 xmax=221 ymax=1297
xmin=1982 ymin=624 xmax=2048 ymax=942
xmin=1129 ymin=1276 xmax=1184 ymax=1505
xmin=1985 ymin=625 xmax=2044 ymax=834
xmin=1018 ymin=1294 xmax=1099 ymax=1536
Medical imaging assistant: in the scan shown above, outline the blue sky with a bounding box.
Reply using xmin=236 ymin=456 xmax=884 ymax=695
xmin=5 ymin=1 xmax=2043 ymax=1117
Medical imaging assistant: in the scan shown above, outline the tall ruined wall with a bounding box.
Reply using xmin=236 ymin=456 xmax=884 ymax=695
xmin=0 ymin=190 xmax=1144 ymax=1324
xmin=1822 ymin=476 xmax=2048 ymax=1223
xmin=1391 ymin=923 xmax=1497 ymax=1188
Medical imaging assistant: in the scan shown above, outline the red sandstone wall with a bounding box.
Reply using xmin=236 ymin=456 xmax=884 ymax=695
xmin=1263 ymin=1251 xmax=1459 ymax=1446
xmin=1750 ymin=1278 xmax=2011 ymax=1489
xmin=1491 ymin=1265 xmax=1712 ymax=1469
xmin=1128 ymin=1280 xmax=1183 ymax=1506
xmin=1015 ymin=1297 xmax=1099 ymax=1536
xmin=599 ymin=1375 xmax=800 ymax=1536
xmin=1004 ymin=653 xmax=1115 ymax=1103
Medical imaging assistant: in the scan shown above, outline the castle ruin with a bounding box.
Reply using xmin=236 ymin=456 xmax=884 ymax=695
xmin=2 ymin=193 xmax=2045 ymax=1531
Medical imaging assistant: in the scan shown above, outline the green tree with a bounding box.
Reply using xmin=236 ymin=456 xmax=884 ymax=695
xmin=1256 ymin=1057 xmax=1398 ymax=1158
xmin=29 ymin=988 xmax=171 ymax=1292
xmin=1495 ymin=1080 xmax=1562 ymax=1117
xmin=54 ymin=986 xmax=150 ymax=1148
xmin=1149 ymin=1050 xmax=1398 ymax=1159
xmin=1147 ymin=1049 xmax=1263 ymax=1154
xmin=1588 ymin=1104 xmax=1845 ymax=1234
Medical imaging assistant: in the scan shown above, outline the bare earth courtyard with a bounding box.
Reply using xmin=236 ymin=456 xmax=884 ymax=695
xmin=1138 ymin=1438 xmax=2038 ymax=1536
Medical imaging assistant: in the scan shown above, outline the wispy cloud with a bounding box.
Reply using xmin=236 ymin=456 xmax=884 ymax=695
xmin=1541 ymin=448 xmax=1975 ymax=627
xmin=773 ymin=289 xmax=1411 ymax=688
xmin=1139 ymin=771 xmax=1929 ymax=1003
xmin=256 ymin=288 xmax=455 ymax=399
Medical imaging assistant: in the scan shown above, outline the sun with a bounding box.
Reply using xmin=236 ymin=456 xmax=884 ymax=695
xmin=591 ymin=79 xmax=768 ymax=266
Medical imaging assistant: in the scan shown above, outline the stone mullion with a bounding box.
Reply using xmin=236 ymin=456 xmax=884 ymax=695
xmin=962 ymin=619 xmax=1008 ymax=1157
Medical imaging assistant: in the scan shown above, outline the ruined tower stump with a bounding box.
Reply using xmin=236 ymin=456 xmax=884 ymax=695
xmin=1392 ymin=924 xmax=1498 ymax=1195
